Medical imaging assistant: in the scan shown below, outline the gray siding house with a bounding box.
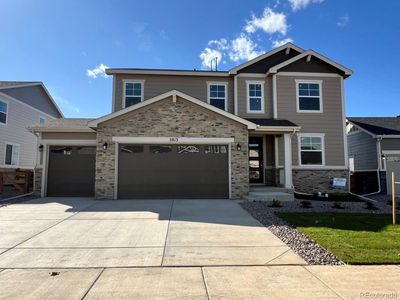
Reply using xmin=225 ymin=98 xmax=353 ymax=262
xmin=0 ymin=82 xmax=62 ymax=171
xmin=347 ymin=117 xmax=400 ymax=194
xmin=31 ymin=43 xmax=352 ymax=199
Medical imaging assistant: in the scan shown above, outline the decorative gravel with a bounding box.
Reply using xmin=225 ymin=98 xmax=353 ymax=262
xmin=241 ymin=198 xmax=397 ymax=265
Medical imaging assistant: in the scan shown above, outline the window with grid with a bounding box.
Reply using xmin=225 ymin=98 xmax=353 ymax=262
xmin=124 ymin=82 xmax=143 ymax=107
xmin=208 ymin=84 xmax=227 ymax=110
xmin=299 ymin=135 xmax=324 ymax=165
xmin=5 ymin=143 xmax=20 ymax=165
xmin=297 ymin=82 xmax=321 ymax=111
xmin=0 ymin=100 xmax=7 ymax=124
xmin=247 ymin=82 xmax=263 ymax=112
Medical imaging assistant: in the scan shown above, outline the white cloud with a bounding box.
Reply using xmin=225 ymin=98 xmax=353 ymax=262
xmin=337 ymin=15 xmax=349 ymax=27
xmin=86 ymin=64 xmax=109 ymax=79
xmin=199 ymin=48 xmax=222 ymax=69
xmin=229 ymin=34 xmax=262 ymax=62
xmin=288 ymin=0 xmax=324 ymax=11
xmin=272 ymin=37 xmax=294 ymax=48
xmin=245 ymin=8 xmax=288 ymax=35
xmin=208 ymin=38 xmax=229 ymax=50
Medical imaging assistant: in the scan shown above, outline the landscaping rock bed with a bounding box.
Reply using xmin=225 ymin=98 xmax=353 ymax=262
xmin=241 ymin=201 xmax=345 ymax=265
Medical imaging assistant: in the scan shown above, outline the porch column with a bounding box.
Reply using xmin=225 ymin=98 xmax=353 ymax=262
xmin=283 ymin=133 xmax=293 ymax=189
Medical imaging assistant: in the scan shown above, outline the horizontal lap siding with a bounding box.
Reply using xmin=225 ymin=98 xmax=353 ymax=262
xmin=114 ymin=74 xmax=234 ymax=113
xmin=236 ymin=76 xmax=273 ymax=118
xmin=276 ymin=75 xmax=345 ymax=166
xmin=348 ymin=131 xmax=378 ymax=170
xmin=0 ymin=94 xmax=52 ymax=169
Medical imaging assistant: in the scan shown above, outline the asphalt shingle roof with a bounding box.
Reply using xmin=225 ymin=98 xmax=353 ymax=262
xmin=245 ymin=118 xmax=299 ymax=127
xmin=347 ymin=117 xmax=400 ymax=135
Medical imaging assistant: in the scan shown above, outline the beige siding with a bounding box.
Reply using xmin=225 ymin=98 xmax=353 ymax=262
xmin=236 ymin=76 xmax=273 ymax=118
xmin=114 ymin=74 xmax=234 ymax=113
xmin=0 ymin=92 xmax=55 ymax=169
xmin=41 ymin=132 xmax=97 ymax=140
xmin=276 ymin=75 xmax=345 ymax=166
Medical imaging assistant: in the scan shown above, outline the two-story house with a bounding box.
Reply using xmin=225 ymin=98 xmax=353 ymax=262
xmin=31 ymin=43 xmax=352 ymax=199
xmin=0 ymin=81 xmax=62 ymax=171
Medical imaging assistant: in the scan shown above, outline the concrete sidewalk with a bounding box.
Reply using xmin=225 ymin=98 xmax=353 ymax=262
xmin=0 ymin=265 xmax=399 ymax=299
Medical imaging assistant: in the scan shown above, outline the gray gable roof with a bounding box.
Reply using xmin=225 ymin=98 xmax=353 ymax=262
xmin=347 ymin=117 xmax=400 ymax=135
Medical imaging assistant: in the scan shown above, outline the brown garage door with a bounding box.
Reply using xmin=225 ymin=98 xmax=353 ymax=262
xmin=47 ymin=146 xmax=96 ymax=197
xmin=118 ymin=144 xmax=229 ymax=199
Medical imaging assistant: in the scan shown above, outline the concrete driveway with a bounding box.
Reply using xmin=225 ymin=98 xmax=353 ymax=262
xmin=0 ymin=197 xmax=304 ymax=268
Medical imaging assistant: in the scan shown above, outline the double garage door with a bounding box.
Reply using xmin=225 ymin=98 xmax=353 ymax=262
xmin=46 ymin=144 xmax=229 ymax=199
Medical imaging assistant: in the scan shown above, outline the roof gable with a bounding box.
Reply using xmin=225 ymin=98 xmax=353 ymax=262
xmin=269 ymin=50 xmax=353 ymax=77
xmin=229 ymin=43 xmax=304 ymax=74
xmin=88 ymin=90 xmax=257 ymax=129
xmin=347 ymin=118 xmax=400 ymax=136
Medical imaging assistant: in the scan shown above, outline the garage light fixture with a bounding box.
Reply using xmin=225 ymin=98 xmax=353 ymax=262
xmin=38 ymin=144 xmax=44 ymax=152
xmin=381 ymin=154 xmax=386 ymax=160
xmin=236 ymin=143 xmax=241 ymax=151
xmin=103 ymin=142 xmax=108 ymax=150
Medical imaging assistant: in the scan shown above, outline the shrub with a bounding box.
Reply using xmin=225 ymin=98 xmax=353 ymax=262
xmin=365 ymin=201 xmax=378 ymax=211
xmin=300 ymin=200 xmax=312 ymax=208
xmin=268 ymin=199 xmax=283 ymax=208
xmin=332 ymin=201 xmax=345 ymax=209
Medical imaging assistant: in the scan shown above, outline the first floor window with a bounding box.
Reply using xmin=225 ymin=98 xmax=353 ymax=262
xmin=124 ymin=81 xmax=143 ymax=107
xmin=5 ymin=143 xmax=20 ymax=165
xmin=208 ymin=83 xmax=227 ymax=110
xmin=297 ymin=81 xmax=322 ymax=112
xmin=0 ymin=100 xmax=7 ymax=124
xmin=247 ymin=82 xmax=264 ymax=112
xmin=299 ymin=134 xmax=324 ymax=165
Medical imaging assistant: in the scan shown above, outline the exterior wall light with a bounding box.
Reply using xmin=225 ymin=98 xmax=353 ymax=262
xmin=103 ymin=142 xmax=108 ymax=150
xmin=236 ymin=143 xmax=241 ymax=151
xmin=38 ymin=145 xmax=44 ymax=152
xmin=381 ymin=154 xmax=386 ymax=160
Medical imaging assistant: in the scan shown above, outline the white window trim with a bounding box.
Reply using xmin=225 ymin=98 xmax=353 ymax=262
xmin=295 ymin=79 xmax=323 ymax=113
xmin=246 ymin=80 xmax=265 ymax=113
xmin=207 ymin=81 xmax=228 ymax=111
xmin=0 ymin=99 xmax=8 ymax=126
xmin=4 ymin=142 xmax=20 ymax=166
xmin=122 ymin=79 xmax=145 ymax=109
xmin=39 ymin=116 xmax=46 ymax=125
xmin=297 ymin=133 xmax=326 ymax=167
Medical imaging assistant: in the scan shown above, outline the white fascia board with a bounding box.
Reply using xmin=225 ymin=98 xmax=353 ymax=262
xmin=89 ymin=90 xmax=257 ymax=129
xmin=346 ymin=120 xmax=377 ymax=138
xmin=106 ymin=69 xmax=229 ymax=77
xmin=377 ymin=135 xmax=400 ymax=139
xmin=269 ymin=50 xmax=353 ymax=76
xmin=253 ymin=126 xmax=301 ymax=132
xmin=229 ymin=43 xmax=304 ymax=75
xmin=30 ymin=127 xmax=95 ymax=133
xmin=112 ymin=136 xmax=234 ymax=144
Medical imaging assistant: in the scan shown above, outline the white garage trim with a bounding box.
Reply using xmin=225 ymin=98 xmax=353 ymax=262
xmin=112 ymin=136 xmax=234 ymax=144
xmin=113 ymin=137 xmax=234 ymax=200
xmin=40 ymin=139 xmax=97 ymax=197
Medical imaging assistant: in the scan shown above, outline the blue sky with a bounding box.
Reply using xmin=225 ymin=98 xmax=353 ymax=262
xmin=0 ymin=0 xmax=399 ymax=118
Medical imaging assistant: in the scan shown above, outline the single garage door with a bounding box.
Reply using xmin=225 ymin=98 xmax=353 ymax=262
xmin=47 ymin=146 xmax=96 ymax=197
xmin=118 ymin=144 xmax=229 ymax=199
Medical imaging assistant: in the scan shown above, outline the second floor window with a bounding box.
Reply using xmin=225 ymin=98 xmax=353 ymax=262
xmin=296 ymin=81 xmax=322 ymax=112
xmin=0 ymin=100 xmax=7 ymax=124
xmin=124 ymin=81 xmax=144 ymax=108
xmin=208 ymin=83 xmax=227 ymax=110
xmin=247 ymin=81 xmax=264 ymax=113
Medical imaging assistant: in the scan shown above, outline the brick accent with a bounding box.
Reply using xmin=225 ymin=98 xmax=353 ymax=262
xmin=95 ymin=96 xmax=249 ymax=199
xmin=293 ymin=169 xmax=349 ymax=194
xmin=34 ymin=167 xmax=42 ymax=196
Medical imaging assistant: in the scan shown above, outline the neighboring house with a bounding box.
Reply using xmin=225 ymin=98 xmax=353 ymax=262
xmin=347 ymin=117 xmax=400 ymax=195
xmin=31 ymin=43 xmax=352 ymax=199
xmin=0 ymin=81 xmax=63 ymax=171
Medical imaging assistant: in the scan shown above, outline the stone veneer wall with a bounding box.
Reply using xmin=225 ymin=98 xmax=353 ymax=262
xmin=34 ymin=167 xmax=42 ymax=196
xmin=95 ymin=96 xmax=249 ymax=199
xmin=293 ymin=169 xmax=349 ymax=194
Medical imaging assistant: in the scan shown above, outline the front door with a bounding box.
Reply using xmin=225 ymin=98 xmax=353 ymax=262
xmin=249 ymin=137 xmax=264 ymax=184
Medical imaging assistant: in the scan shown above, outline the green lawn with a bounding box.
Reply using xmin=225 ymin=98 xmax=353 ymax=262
xmin=278 ymin=213 xmax=400 ymax=264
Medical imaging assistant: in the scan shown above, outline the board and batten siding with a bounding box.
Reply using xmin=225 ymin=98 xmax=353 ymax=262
xmin=114 ymin=74 xmax=234 ymax=113
xmin=276 ymin=75 xmax=345 ymax=166
xmin=236 ymin=76 xmax=273 ymax=118
xmin=0 ymin=93 xmax=54 ymax=169
xmin=348 ymin=131 xmax=378 ymax=170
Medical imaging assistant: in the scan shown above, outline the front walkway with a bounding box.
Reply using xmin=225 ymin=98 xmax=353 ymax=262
xmin=0 ymin=197 xmax=303 ymax=268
